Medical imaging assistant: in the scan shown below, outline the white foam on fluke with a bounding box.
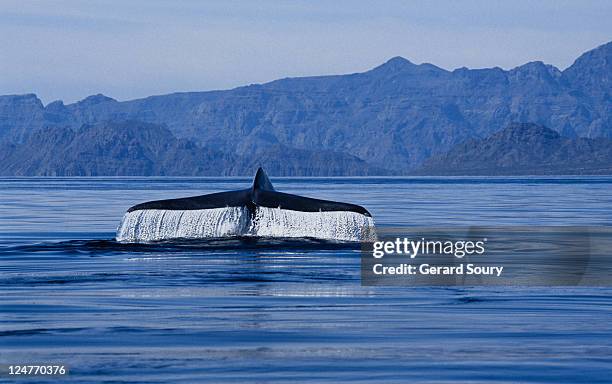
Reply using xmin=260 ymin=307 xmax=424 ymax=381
xmin=116 ymin=206 xmax=375 ymax=243
xmin=116 ymin=207 xmax=249 ymax=242
xmin=251 ymin=207 xmax=375 ymax=242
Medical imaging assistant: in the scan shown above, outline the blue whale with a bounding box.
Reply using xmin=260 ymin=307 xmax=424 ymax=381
xmin=117 ymin=168 xmax=374 ymax=242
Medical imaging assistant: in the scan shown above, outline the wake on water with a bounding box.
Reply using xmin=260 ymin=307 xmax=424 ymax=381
xmin=2 ymin=237 xmax=363 ymax=257
xmin=116 ymin=207 xmax=376 ymax=243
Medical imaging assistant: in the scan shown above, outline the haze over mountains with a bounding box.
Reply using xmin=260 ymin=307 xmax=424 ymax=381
xmin=0 ymin=41 xmax=610 ymax=176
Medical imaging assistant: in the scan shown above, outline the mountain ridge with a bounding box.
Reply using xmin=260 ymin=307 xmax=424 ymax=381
xmin=8 ymin=40 xmax=611 ymax=108
xmin=0 ymin=40 xmax=610 ymax=175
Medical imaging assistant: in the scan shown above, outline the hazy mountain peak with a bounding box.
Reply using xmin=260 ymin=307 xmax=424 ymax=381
xmin=373 ymin=56 xmax=416 ymax=72
xmin=45 ymin=100 xmax=65 ymax=109
xmin=0 ymin=93 xmax=43 ymax=106
xmin=76 ymin=94 xmax=117 ymax=106
xmin=563 ymin=40 xmax=611 ymax=95
xmin=386 ymin=56 xmax=413 ymax=65
xmin=565 ymin=40 xmax=612 ymax=71
xmin=513 ymin=60 xmax=554 ymax=71
xmin=509 ymin=61 xmax=562 ymax=81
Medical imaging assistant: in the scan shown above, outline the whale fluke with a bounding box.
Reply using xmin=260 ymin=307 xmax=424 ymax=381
xmin=117 ymin=168 xmax=374 ymax=242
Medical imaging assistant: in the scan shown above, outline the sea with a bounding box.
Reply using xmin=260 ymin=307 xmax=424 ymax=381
xmin=1 ymin=177 xmax=612 ymax=383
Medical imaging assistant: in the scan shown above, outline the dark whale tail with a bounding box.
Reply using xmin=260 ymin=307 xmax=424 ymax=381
xmin=128 ymin=168 xmax=370 ymax=216
xmin=118 ymin=168 xmax=374 ymax=242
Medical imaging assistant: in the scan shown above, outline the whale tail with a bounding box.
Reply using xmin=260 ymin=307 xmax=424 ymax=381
xmin=117 ymin=168 xmax=375 ymax=243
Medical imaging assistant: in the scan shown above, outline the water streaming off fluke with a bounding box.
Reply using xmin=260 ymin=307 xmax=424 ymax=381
xmin=116 ymin=207 xmax=375 ymax=242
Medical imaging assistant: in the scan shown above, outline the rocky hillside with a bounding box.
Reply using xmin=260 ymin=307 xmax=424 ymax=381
xmin=417 ymin=123 xmax=612 ymax=175
xmin=0 ymin=121 xmax=389 ymax=176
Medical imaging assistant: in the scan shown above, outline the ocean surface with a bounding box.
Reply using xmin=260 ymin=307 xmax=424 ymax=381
xmin=1 ymin=177 xmax=612 ymax=383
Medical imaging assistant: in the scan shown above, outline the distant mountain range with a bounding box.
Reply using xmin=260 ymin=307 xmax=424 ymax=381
xmin=0 ymin=40 xmax=610 ymax=176
xmin=417 ymin=123 xmax=612 ymax=175
xmin=0 ymin=121 xmax=387 ymax=176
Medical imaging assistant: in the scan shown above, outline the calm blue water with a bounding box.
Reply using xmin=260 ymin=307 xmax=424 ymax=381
xmin=1 ymin=177 xmax=612 ymax=383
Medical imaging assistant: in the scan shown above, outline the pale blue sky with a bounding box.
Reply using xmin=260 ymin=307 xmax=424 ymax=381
xmin=1 ymin=0 xmax=610 ymax=104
